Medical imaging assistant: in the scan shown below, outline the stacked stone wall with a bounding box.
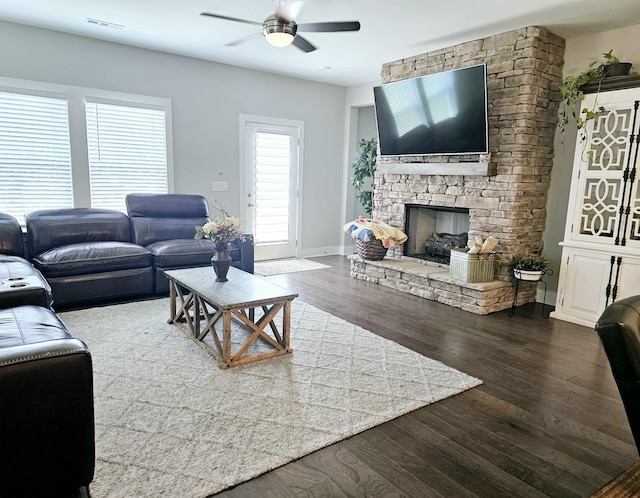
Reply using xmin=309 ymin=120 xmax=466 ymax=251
xmin=375 ymin=26 xmax=564 ymax=284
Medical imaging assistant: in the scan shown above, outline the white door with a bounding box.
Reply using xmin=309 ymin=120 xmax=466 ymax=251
xmin=241 ymin=116 xmax=302 ymax=261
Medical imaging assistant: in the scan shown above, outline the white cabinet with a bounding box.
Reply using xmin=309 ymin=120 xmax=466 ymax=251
xmin=554 ymin=246 xmax=640 ymax=326
xmin=552 ymin=87 xmax=640 ymax=327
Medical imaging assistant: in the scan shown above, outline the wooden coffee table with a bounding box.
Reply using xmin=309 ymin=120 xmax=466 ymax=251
xmin=164 ymin=266 xmax=298 ymax=369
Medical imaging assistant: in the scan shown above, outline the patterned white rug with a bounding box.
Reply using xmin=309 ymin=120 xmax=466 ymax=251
xmin=59 ymin=298 xmax=481 ymax=498
xmin=254 ymin=258 xmax=330 ymax=276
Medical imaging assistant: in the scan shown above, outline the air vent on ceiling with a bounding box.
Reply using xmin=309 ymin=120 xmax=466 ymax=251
xmin=86 ymin=18 xmax=124 ymax=30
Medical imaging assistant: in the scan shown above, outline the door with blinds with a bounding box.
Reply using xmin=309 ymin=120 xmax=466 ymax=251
xmin=241 ymin=117 xmax=301 ymax=261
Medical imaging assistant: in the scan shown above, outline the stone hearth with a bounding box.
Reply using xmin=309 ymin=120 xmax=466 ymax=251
xmin=351 ymin=26 xmax=564 ymax=314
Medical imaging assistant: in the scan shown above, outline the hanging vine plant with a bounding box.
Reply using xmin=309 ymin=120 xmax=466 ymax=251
xmin=350 ymin=137 xmax=378 ymax=216
xmin=558 ymin=50 xmax=632 ymax=136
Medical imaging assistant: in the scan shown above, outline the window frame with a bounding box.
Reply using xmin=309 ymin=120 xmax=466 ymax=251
xmin=0 ymin=76 xmax=174 ymax=220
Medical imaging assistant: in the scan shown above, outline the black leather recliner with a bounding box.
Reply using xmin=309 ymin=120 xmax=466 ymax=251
xmin=126 ymin=193 xmax=254 ymax=294
xmin=595 ymin=295 xmax=640 ymax=455
xmin=0 ymin=305 xmax=94 ymax=496
xmin=0 ymin=212 xmax=53 ymax=309
xmin=26 ymin=208 xmax=155 ymax=307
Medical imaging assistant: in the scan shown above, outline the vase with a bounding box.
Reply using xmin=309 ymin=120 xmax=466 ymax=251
xmin=211 ymin=242 xmax=231 ymax=282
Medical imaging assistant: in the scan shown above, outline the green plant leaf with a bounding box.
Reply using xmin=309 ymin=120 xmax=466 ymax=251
xmin=351 ymin=138 xmax=378 ymax=216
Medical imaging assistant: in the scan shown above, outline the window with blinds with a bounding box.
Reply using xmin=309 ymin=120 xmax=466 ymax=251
xmin=86 ymin=101 xmax=168 ymax=212
xmin=0 ymin=91 xmax=73 ymax=224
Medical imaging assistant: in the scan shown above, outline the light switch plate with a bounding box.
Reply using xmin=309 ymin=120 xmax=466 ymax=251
xmin=212 ymin=181 xmax=229 ymax=192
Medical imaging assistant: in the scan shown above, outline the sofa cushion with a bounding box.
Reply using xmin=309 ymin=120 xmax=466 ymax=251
xmin=0 ymin=305 xmax=72 ymax=349
xmin=26 ymin=208 xmax=133 ymax=256
xmin=33 ymin=241 xmax=152 ymax=278
xmin=126 ymin=193 xmax=211 ymax=246
xmin=146 ymin=239 xmax=241 ymax=267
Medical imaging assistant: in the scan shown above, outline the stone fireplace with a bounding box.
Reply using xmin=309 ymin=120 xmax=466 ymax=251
xmin=350 ymin=26 xmax=565 ymax=314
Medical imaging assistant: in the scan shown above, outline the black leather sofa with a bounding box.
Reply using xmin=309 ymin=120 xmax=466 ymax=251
xmin=15 ymin=194 xmax=253 ymax=308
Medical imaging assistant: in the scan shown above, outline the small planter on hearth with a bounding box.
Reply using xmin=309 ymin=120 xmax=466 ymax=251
xmin=508 ymin=253 xmax=551 ymax=281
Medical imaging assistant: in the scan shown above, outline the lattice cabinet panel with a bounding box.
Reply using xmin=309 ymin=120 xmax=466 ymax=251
xmin=554 ymin=87 xmax=640 ymax=327
xmin=630 ymin=186 xmax=640 ymax=242
xmin=569 ymin=90 xmax=640 ymax=247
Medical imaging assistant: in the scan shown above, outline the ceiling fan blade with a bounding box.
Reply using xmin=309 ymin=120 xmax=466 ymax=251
xmin=225 ymin=32 xmax=262 ymax=47
xmin=275 ymin=0 xmax=305 ymax=22
xmin=200 ymin=12 xmax=262 ymax=26
xmin=292 ymin=35 xmax=316 ymax=53
xmin=297 ymin=21 xmax=360 ymax=33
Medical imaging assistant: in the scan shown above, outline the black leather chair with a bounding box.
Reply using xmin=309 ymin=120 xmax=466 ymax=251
xmin=126 ymin=193 xmax=254 ymax=294
xmin=0 ymin=212 xmax=52 ymax=309
xmin=595 ymin=295 xmax=640 ymax=454
xmin=0 ymin=305 xmax=94 ymax=496
xmin=26 ymin=208 xmax=154 ymax=307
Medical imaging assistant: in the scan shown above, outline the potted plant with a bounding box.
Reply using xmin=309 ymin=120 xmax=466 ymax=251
xmin=508 ymin=253 xmax=551 ymax=281
xmin=558 ymin=50 xmax=633 ymax=135
xmin=350 ymin=138 xmax=378 ymax=216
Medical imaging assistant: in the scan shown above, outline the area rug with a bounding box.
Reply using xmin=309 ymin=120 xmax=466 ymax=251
xmin=254 ymin=258 xmax=330 ymax=276
xmin=59 ymin=298 xmax=481 ymax=498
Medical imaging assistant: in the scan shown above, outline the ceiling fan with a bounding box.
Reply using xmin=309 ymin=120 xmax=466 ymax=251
xmin=200 ymin=0 xmax=360 ymax=53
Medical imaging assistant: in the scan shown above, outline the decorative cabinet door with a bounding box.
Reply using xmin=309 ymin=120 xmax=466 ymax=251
xmin=566 ymin=88 xmax=640 ymax=248
xmin=617 ymin=256 xmax=640 ymax=301
xmin=553 ymin=87 xmax=640 ymax=327
xmin=555 ymin=248 xmax=613 ymax=326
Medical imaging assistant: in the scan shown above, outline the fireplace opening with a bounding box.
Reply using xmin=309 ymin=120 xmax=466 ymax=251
xmin=403 ymin=205 xmax=470 ymax=264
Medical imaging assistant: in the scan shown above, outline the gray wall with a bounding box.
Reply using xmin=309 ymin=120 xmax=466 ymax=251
xmin=0 ymin=20 xmax=346 ymax=257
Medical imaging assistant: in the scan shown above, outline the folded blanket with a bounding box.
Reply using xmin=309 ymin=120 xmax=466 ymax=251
xmin=343 ymin=216 xmax=408 ymax=248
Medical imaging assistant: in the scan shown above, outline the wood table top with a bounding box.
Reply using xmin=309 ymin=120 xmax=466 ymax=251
xmin=164 ymin=266 xmax=298 ymax=310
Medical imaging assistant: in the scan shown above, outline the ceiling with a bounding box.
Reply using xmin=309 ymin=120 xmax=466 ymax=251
xmin=1 ymin=0 xmax=639 ymax=86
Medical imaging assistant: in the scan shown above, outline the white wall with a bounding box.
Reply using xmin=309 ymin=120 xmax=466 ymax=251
xmin=0 ymin=20 xmax=347 ymax=257
xmin=544 ymin=23 xmax=640 ymax=305
xmin=340 ymin=81 xmax=378 ymax=254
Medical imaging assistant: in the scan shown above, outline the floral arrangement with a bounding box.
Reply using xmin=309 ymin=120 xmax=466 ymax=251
xmin=195 ymin=200 xmax=245 ymax=244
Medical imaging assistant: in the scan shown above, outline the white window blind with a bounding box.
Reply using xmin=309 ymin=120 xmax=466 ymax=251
xmin=0 ymin=91 xmax=73 ymax=224
xmin=86 ymin=101 xmax=168 ymax=212
xmin=254 ymin=131 xmax=291 ymax=244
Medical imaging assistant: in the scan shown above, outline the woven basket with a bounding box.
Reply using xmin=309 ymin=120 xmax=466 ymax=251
xmin=356 ymin=238 xmax=388 ymax=260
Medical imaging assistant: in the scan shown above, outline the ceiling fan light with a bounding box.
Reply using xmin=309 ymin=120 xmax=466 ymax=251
xmin=265 ymin=31 xmax=294 ymax=47
xmin=262 ymin=14 xmax=297 ymax=48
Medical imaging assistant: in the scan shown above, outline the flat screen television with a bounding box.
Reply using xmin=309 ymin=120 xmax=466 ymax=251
xmin=373 ymin=64 xmax=489 ymax=156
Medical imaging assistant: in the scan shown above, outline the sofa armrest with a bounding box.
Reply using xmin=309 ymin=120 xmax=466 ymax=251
xmin=0 ymin=212 xmax=24 ymax=257
xmin=233 ymin=232 xmax=254 ymax=274
xmin=596 ymin=295 xmax=640 ymax=454
xmin=0 ymin=338 xmax=95 ymax=495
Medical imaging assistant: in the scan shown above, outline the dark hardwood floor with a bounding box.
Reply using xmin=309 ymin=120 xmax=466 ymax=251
xmin=212 ymin=255 xmax=638 ymax=498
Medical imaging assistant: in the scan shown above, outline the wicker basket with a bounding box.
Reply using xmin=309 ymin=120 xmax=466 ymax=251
xmin=356 ymin=238 xmax=388 ymax=260
xmin=449 ymin=248 xmax=496 ymax=283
